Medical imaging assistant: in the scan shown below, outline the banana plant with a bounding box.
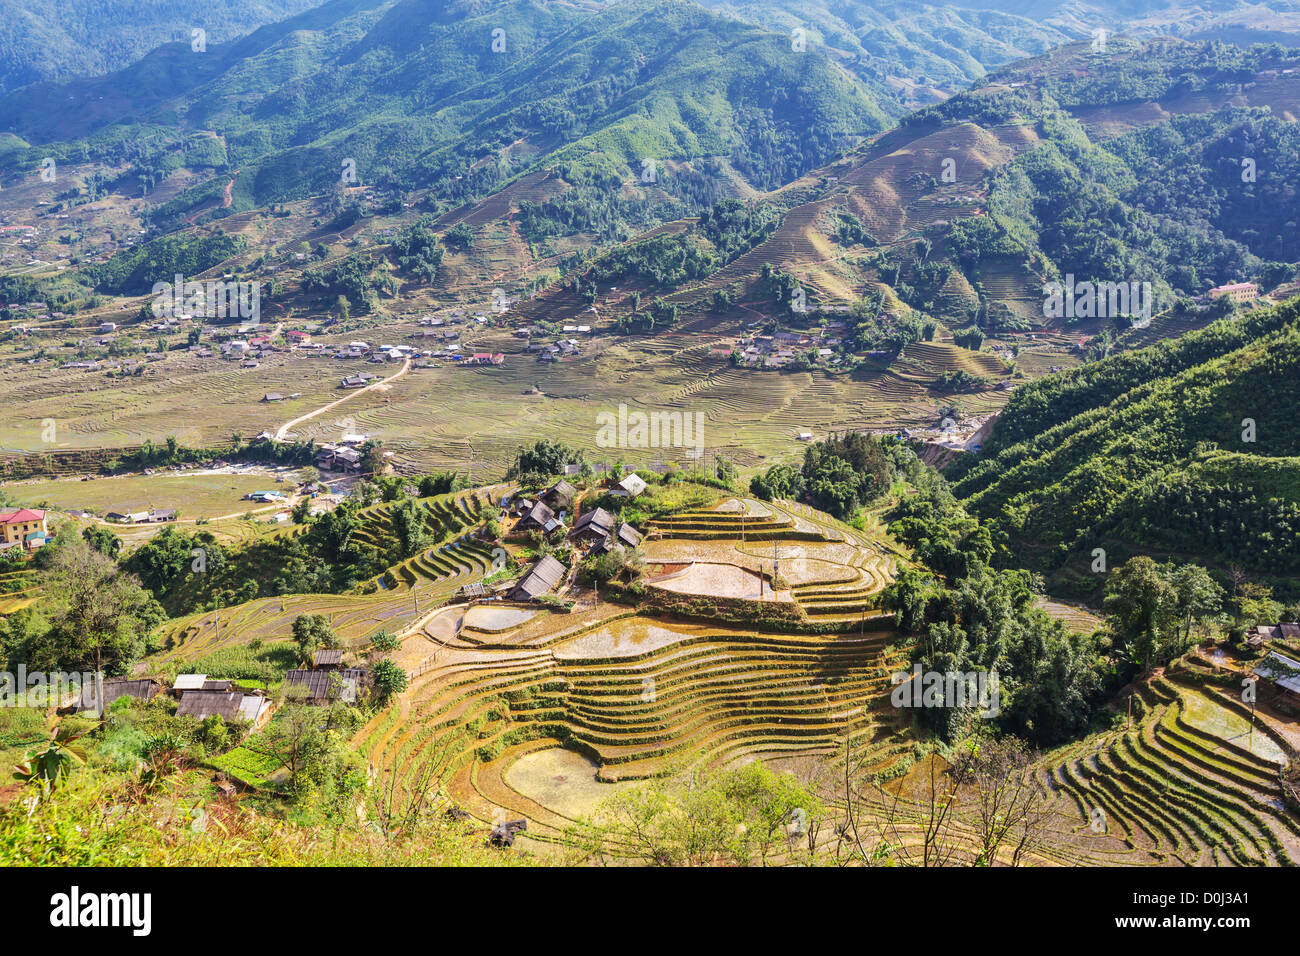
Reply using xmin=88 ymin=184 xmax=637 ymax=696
xmin=13 ymin=724 xmax=91 ymax=792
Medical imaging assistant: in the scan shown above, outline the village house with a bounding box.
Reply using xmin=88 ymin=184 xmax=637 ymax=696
xmin=569 ymin=507 xmax=616 ymax=545
xmin=1252 ymin=652 xmax=1300 ymax=709
xmin=171 ymin=674 xmax=235 ymax=697
xmin=540 ymin=480 xmax=577 ymax=512
xmin=283 ymin=668 xmax=370 ymax=705
xmin=1247 ymin=622 xmax=1300 ymax=650
xmin=0 ymin=508 xmax=49 ymax=553
xmin=332 ymin=447 xmax=363 ymax=472
xmin=602 ymin=521 xmax=643 ymax=552
xmin=104 ymin=508 xmax=174 ymax=524
xmin=612 ymin=473 xmax=647 ymax=498
xmin=243 ymin=490 xmax=285 ymax=503
xmin=516 ymin=500 xmax=562 ymax=534
xmin=1208 ymin=282 xmax=1260 ymax=304
xmin=508 ymin=555 xmax=568 ymax=601
xmin=176 ymin=688 xmax=274 ymax=726
xmin=77 ymin=678 xmax=162 ymax=715
xmin=312 ymin=649 xmax=345 ymax=670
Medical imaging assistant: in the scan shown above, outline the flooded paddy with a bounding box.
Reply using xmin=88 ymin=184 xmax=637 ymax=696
xmin=421 ymin=605 xmax=464 ymax=642
xmin=463 ymin=605 xmax=538 ymax=632
xmin=648 ymin=562 xmax=792 ymax=602
xmin=553 ymin=615 xmax=717 ymax=660
xmin=715 ymin=497 xmax=770 ymax=517
xmin=1181 ymin=691 xmax=1288 ymax=764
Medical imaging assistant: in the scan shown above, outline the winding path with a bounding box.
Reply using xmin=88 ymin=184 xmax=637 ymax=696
xmin=274 ymin=357 xmax=410 ymax=441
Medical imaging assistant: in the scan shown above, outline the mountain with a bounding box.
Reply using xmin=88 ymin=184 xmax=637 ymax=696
xmin=697 ymin=0 xmax=1076 ymax=109
xmin=0 ymin=0 xmax=889 ymax=224
xmin=949 ymin=298 xmax=1300 ymax=594
xmin=697 ymin=0 xmax=1300 ymax=110
xmin=0 ymin=0 xmax=328 ymax=94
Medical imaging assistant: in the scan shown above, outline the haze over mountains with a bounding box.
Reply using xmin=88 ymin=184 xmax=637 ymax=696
xmin=0 ymin=0 xmax=326 ymax=93
xmin=2 ymin=0 xmax=1300 ymax=878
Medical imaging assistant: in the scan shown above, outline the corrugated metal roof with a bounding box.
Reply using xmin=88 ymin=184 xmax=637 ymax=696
xmin=284 ymin=668 xmax=369 ymax=703
xmin=1256 ymin=653 xmax=1300 ymax=695
xmin=176 ymin=689 xmax=255 ymax=721
xmin=571 ymin=507 xmax=614 ymax=538
xmin=510 ymin=555 xmax=567 ymax=600
xmin=78 ymin=678 xmax=160 ymax=712
xmin=313 ymin=649 xmax=345 ymax=667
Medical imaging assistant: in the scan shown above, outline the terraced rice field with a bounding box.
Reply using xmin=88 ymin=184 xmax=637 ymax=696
xmin=151 ymin=486 xmax=507 ymax=661
xmin=353 ymin=497 xmax=912 ymax=847
xmin=351 ymin=491 xmax=1300 ymax=864
xmin=0 ymin=568 xmax=42 ymax=617
xmin=1018 ymin=671 xmax=1300 ymax=866
xmin=642 ymin=497 xmax=900 ymax=623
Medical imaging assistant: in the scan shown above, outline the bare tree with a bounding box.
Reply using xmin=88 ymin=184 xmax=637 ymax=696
xmin=953 ymin=736 xmax=1053 ymax=867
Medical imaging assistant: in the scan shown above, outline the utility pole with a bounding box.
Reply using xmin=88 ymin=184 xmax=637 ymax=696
xmin=1249 ymin=686 xmax=1257 ymax=752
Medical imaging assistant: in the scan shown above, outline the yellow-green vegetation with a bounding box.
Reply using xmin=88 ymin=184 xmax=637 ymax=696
xmin=556 ymin=666 xmax=1300 ymax=866
xmin=0 ymin=770 xmax=523 ymax=867
xmin=150 ymin=485 xmax=505 ymax=661
xmin=6 ymin=468 xmax=309 ymax=519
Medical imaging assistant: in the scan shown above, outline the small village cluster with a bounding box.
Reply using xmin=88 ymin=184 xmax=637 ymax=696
xmin=729 ymin=320 xmax=851 ymax=368
xmin=74 ymin=648 xmax=373 ymax=729
xmin=491 ymin=474 xmax=647 ymax=603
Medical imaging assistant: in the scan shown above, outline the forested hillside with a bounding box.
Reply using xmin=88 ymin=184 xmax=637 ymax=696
xmin=949 ymin=298 xmax=1300 ymax=594
xmin=0 ymin=0 xmax=326 ymax=93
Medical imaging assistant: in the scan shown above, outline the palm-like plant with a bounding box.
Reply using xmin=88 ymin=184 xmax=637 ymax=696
xmin=13 ymin=725 xmax=90 ymax=792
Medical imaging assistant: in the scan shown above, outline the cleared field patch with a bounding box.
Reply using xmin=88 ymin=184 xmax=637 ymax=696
xmin=4 ymin=467 xmax=309 ymax=519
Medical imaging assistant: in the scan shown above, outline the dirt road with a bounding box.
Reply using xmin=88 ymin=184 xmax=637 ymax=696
xmin=274 ymin=358 xmax=411 ymax=441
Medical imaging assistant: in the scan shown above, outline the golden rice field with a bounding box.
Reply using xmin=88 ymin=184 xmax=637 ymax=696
xmin=338 ymin=494 xmax=1300 ymax=865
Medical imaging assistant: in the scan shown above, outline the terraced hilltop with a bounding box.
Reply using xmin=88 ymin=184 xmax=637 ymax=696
xmin=349 ymin=496 xmax=909 ymax=844
xmin=152 ymin=484 xmax=508 ymax=663
xmin=341 ymin=493 xmax=1300 ymax=864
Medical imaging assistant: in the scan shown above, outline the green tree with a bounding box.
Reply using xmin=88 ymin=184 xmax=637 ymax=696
xmin=1162 ymin=563 xmax=1224 ymax=652
xmin=43 ymin=540 xmax=164 ymax=674
xmin=371 ymin=659 xmax=408 ymax=702
xmin=81 ymin=525 xmax=122 ymax=558
xmin=292 ymin=614 xmax=339 ymax=664
xmin=1103 ymin=556 xmax=1178 ymax=671
xmin=369 ymin=631 xmax=401 ymax=654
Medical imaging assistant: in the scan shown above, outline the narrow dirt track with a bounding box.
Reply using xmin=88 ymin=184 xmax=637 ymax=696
xmin=274 ymin=358 xmax=411 ymax=441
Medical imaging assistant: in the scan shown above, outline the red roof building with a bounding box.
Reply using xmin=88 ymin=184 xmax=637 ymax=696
xmin=0 ymin=508 xmax=48 ymax=552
